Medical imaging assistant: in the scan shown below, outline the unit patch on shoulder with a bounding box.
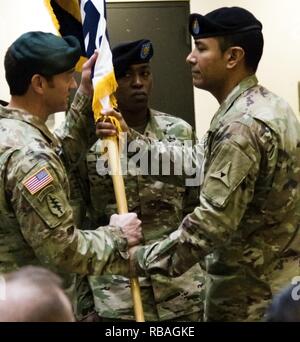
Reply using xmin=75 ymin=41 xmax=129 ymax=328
xmin=46 ymin=194 xmax=66 ymax=217
xmin=22 ymin=168 xmax=54 ymax=195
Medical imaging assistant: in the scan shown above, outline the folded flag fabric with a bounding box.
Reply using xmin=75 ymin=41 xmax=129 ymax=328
xmin=45 ymin=0 xmax=118 ymax=123
xmin=80 ymin=0 xmax=118 ymax=121
xmin=44 ymin=0 xmax=86 ymax=70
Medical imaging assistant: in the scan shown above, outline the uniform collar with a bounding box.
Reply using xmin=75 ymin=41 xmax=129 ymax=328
xmin=144 ymin=108 xmax=167 ymax=139
xmin=209 ymin=75 xmax=258 ymax=132
xmin=0 ymin=105 xmax=60 ymax=147
xmin=145 ymin=108 xmax=157 ymax=131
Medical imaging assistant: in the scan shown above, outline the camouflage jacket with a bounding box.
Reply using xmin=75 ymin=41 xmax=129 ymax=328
xmin=133 ymin=75 xmax=300 ymax=321
xmin=83 ymin=109 xmax=205 ymax=321
xmin=0 ymin=92 xmax=131 ymax=284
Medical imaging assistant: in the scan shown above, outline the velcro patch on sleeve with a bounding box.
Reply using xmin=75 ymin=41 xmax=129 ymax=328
xmin=202 ymin=142 xmax=253 ymax=208
xmin=22 ymin=167 xmax=54 ymax=195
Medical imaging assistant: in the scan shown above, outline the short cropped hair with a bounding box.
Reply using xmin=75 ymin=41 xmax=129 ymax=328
xmin=217 ymin=30 xmax=264 ymax=72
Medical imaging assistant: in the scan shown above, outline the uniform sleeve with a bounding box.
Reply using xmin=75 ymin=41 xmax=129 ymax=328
xmin=55 ymin=90 xmax=97 ymax=168
xmin=132 ymin=122 xmax=269 ymax=277
xmin=8 ymin=155 xmax=130 ymax=276
xmin=83 ymin=143 xmax=116 ymax=226
xmin=180 ymin=126 xmax=201 ymax=215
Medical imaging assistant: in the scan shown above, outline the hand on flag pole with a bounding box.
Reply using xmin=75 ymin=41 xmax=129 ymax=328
xmin=45 ymin=0 xmax=145 ymax=322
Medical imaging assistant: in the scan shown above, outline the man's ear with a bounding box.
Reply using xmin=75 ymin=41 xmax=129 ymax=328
xmin=31 ymin=74 xmax=46 ymax=95
xmin=226 ymin=47 xmax=245 ymax=69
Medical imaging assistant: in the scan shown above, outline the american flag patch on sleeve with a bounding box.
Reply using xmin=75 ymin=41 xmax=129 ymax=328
xmin=23 ymin=168 xmax=54 ymax=195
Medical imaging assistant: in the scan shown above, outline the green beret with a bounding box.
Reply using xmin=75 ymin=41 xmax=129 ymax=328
xmin=189 ymin=7 xmax=262 ymax=39
xmin=112 ymin=39 xmax=154 ymax=79
xmin=10 ymin=31 xmax=81 ymax=76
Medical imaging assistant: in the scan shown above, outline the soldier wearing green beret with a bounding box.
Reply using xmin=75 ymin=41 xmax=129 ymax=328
xmin=97 ymin=7 xmax=300 ymax=321
xmin=75 ymin=39 xmax=205 ymax=321
xmin=0 ymin=31 xmax=142 ymax=317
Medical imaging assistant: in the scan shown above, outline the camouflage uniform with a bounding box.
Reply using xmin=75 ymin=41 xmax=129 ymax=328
xmin=132 ymin=75 xmax=300 ymax=321
xmin=0 ymin=91 xmax=131 ymax=307
xmin=84 ymin=109 xmax=205 ymax=321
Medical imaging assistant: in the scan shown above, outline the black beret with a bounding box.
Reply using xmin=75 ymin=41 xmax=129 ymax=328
xmin=189 ymin=7 xmax=262 ymax=39
xmin=10 ymin=31 xmax=81 ymax=76
xmin=112 ymin=39 xmax=154 ymax=79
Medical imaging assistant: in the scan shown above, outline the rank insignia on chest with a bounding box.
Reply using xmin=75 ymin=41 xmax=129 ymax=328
xmin=23 ymin=168 xmax=54 ymax=195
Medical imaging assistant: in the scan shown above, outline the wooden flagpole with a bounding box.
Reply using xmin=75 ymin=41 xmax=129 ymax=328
xmin=105 ymin=136 xmax=145 ymax=322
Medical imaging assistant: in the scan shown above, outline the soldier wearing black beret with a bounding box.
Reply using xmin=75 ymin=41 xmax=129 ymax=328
xmin=189 ymin=7 xmax=262 ymax=39
xmin=112 ymin=39 xmax=153 ymax=79
xmin=111 ymin=39 xmax=154 ymax=127
xmin=82 ymin=38 xmax=203 ymax=322
xmin=96 ymin=7 xmax=300 ymax=322
xmin=186 ymin=6 xmax=264 ymax=99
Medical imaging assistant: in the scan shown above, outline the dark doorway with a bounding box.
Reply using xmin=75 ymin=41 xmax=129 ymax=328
xmin=107 ymin=1 xmax=195 ymax=127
